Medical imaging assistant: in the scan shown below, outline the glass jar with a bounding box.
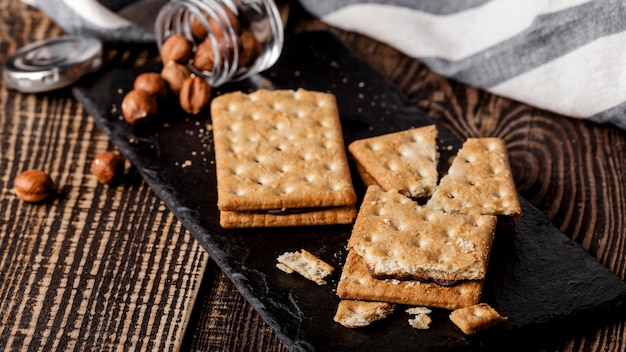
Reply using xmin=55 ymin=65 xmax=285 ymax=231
xmin=155 ymin=0 xmax=284 ymax=87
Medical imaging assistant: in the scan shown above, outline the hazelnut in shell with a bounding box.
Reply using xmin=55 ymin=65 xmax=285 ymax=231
xmin=91 ymin=151 xmax=126 ymax=185
xmin=160 ymin=34 xmax=193 ymax=64
xmin=14 ymin=169 xmax=56 ymax=203
xmin=161 ymin=61 xmax=191 ymax=95
xmin=122 ymin=89 xmax=157 ymax=124
xmin=179 ymin=76 xmax=212 ymax=115
xmin=134 ymin=72 xmax=168 ymax=98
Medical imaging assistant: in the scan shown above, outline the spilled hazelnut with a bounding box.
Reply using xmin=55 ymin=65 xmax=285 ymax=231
xmin=122 ymin=89 xmax=157 ymax=124
xmin=161 ymin=61 xmax=191 ymax=95
xmin=179 ymin=76 xmax=211 ymax=114
xmin=14 ymin=169 xmax=56 ymax=203
xmin=160 ymin=34 xmax=193 ymax=64
xmin=91 ymin=151 xmax=126 ymax=185
xmin=134 ymin=72 xmax=167 ymax=98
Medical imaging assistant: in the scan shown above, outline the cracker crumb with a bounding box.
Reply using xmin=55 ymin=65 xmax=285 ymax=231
xmin=334 ymin=300 xmax=394 ymax=328
xmin=449 ymin=303 xmax=507 ymax=335
xmin=406 ymin=307 xmax=432 ymax=329
xmin=277 ymin=249 xmax=334 ymax=285
xmin=409 ymin=314 xmax=432 ymax=329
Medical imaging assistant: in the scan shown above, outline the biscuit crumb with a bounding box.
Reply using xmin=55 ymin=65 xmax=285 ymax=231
xmin=333 ymin=300 xmax=394 ymax=328
xmin=277 ymin=249 xmax=334 ymax=285
xmin=406 ymin=307 xmax=432 ymax=329
xmin=449 ymin=303 xmax=507 ymax=335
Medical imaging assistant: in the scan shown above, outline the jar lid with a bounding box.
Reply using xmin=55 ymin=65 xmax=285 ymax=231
xmin=3 ymin=36 xmax=103 ymax=93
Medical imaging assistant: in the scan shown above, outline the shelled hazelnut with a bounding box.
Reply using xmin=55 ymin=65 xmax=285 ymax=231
xmin=190 ymin=6 xmax=241 ymax=40
xmin=160 ymin=34 xmax=193 ymax=64
xmin=121 ymin=89 xmax=157 ymax=124
xmin=133 ymin=72 xmax=168 ymax=98
xmin=238 ymin=31 xmax=261 ymax=68
xmin=14 ymin=169 xmax=56 ymax=203
xmin=161 ymin=61 xmax=191 ymax=95
xmin=193 ymin=38 xmax=217 ymax=72
xmin=179 ymin=76 xmax=212 ymax=114
xmin=91 ymin=151 xmax=126 ymax=185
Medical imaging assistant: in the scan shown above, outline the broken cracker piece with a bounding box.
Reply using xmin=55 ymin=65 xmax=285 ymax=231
xmin=333 ymin=300 xmax=394 ymax=328
xmin=406 ymin=307 xmax=433 ymax=329
xmin=409 ymin=314 xmax=432 ymax=330
xmin=337 ymin=251 xmax=483 ymax=310
xmin=426 ymin=138 xmax=521 ymax=217
xmin=406 ymin=307 xmax=432 ymax=315
xmin=348 ymin=186 xmax=497 ymax=283
xmin=277 ymin=249 xmax=334 ymax=285
xmin=449 ymin=303 xmax=508 ymax=335
xmin=348 ymin=125 xmax=439 ymax=198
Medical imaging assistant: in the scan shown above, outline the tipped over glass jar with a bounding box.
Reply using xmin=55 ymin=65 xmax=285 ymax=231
xmin=155 ymin=0 xmax=284 ymax=87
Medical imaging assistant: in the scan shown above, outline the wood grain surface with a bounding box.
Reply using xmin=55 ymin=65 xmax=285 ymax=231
xmin=2 ymin=1 xmax=626 ymax=351
xmin=0 ymin=1 xmax=208 ymax=351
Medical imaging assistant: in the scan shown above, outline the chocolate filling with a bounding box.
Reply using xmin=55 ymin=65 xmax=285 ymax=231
xmin=242 ymin=206 xmax=334 ymax=215
xmin=366 ymin=265 xmax=472 ymax=287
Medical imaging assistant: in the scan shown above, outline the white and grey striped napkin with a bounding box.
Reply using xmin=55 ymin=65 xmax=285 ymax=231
xmin=23 ymin=0 xmax=626 ymax=129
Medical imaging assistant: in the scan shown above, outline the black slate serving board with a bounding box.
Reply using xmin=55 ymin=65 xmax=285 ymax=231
xmin=73 ymin=31 xmax=626 ymax=351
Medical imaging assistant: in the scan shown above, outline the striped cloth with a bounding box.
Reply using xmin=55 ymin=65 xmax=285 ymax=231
xmin=23 ymin=0 xmax=626 ymax=129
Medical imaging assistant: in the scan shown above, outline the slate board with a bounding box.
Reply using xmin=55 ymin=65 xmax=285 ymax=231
xmin=73 ymin=31 xmax=626 ymax=351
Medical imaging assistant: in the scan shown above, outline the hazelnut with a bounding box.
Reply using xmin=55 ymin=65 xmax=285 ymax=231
xmin=179 ymin=76 xmax=211 ymax=114
xmin=161 ymin=61 xmax=191 ymax=95
xmin=91 ymin=151 xmax=125 ymax=185
xmin=133 ymin=72 xmax=167 ymax=98
xmin=122 ymin=89 xmax=157 ymax=124
xmin=160 ymin=34 xmax=193 ymax=64
xmin=193 ymin=38 xmax=216 ymax=72
xmin=14 ymin=169 xmax=56 ymax=203
xmin=238 ymin=31 xmax=261 ymax=68
xmin=191 ymin=7 xmax=240 ymax=40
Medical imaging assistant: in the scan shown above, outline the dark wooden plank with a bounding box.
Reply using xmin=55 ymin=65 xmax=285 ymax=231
xmin=0 ymin=1 xmax=208 ymax=351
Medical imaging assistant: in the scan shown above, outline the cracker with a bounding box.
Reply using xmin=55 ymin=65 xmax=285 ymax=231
xmin=348 ymin=186 xmax=497 ymax=282
xmin=336 ymin=251 xmax=483 ymax=310
xmin=426 ymin=138 xmax=522 ymax=216
xmin=354 ymin=161 xmax=378 ymax=188
xmin=333 ymin=300 xmax=395 ymax=328
xmin=219 ymin=205 xmax=356 ymax=228
xmin=449 ymin=303 xmax=508 ymax=335
xmin=211 ymin=89 xmax=357 ymax=227
xmin=276 ymin=249 xmax=334 ymax=285
xmin=348 ymin=125 xmax=439 ymax=198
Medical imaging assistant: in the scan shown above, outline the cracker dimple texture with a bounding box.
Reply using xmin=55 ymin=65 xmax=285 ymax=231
xmin=348 ymin=186 xmax=497 ymax=282
xmin=212 ymin=89 xmax=356 ymax=211
xmin=349 ymin=125 xmax=439 ymax=198
xmin=426 ymin=138 xmax=521 ymax=216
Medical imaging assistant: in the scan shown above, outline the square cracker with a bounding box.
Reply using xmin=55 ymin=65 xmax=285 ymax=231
xmin=211 ymin=89 xmax=357 ymax=227
xmin=333 ymin=300 xmax=394 ymax=328
xmin=337 ymin=251 xmax=483 ymax=310
xmin=348 ymin=125 xmax=439 ymax=198
xmin=449 ymin=303 xmax=508 ymax=335
xmin=426 ymin=138 xmax=522 ymax=216
xmin=348 ymin=186 xmax=497 ymax=282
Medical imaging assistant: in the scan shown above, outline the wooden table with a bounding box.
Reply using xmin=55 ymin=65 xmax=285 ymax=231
xmin=1 ymin=1 xmax=625 ymax=351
